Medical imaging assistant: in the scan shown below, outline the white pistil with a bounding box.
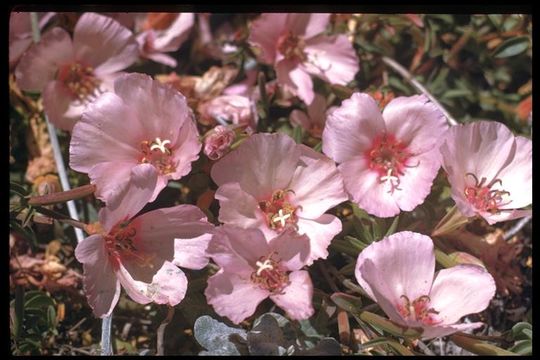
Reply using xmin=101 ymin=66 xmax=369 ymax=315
xmin=272 ymin=209 xmax=291 ymax=227
xmin=380 ymin=168 xmax=399 ymax=186
xmin=255 ymin=259 xmax=274 ymax=276
xmin=150 ymin=137 xmax=171 ymax=153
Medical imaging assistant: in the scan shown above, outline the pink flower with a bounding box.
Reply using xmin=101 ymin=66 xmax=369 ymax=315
xmin=355 ymin=231 xmax=496 ymax=339
xmin=248 ymin=13 xmax=359 ymax=104
xmin=15 ymin=12 xmax=139 ymax=131
xmin=440 ymin=121 xmax=532 ymax=224
xmin=205 ymin=226 xmax=314 ymax=324
xmin=290 ymin=93 xmax=327 ymax=138
xmin=322 ymin=93 xmax=448 ymax=217
xmin=198 ymin=94 xmax=256 ymax=129
xmin=203 ymin=125 xmax=236 ymax=161
xmin=136 ymin=13 xmax=194 ymax=67
xmin=70 ymin=73 xmax=201 ymax=204
xmin=9 ymin=12 xmax=55 ymax=69
xmin=211 ymin=133 xmax=347 ymax=264
xmin=75 ymin=164 xmax=214 ymax=317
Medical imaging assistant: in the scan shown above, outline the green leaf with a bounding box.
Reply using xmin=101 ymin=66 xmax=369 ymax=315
xmin=511 ymin=322 xmax=532 ymax=341
xmin=492 ymin=36 xmax=530 ymax=58
xmin=330 ymin=292 xmax=363 ymax=315
xmin=509 ymin=340 xmax=532 ymax=355
xmin=359 ymin=311 xmax=422 ymax=339
xmin=450 ymin=333 xmax=516 ymax=356
xmin=10 ymin=182 xmax=29 ymax=197
xmin=24 ymin=290 xmax=55 ymax=310
xmin=292 ymin=125 xmax=304 ymax=144
xmin=312 ymin=141 xmax=322 ymax=153
xmin=384 ymin=215 xmax=400 ymax=237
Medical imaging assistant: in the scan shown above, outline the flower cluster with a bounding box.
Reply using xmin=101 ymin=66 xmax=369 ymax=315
xmin=11 ymin=11 xmax=531 ymax=350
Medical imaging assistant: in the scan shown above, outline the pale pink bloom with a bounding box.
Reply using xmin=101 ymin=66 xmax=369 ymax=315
xmin=9 ymin=12 xmax=55 ymax=69
xmin=203 ymin=125 xmax=236 ymax=160
xmin=75 ymin=164 xmax=213 ymax=317
xmin=15 ymin=12 xmax=139 ymax=131
xmin=355 ymin=231 xmax=496 ymax=339
xmin=135 ymin=13 xmax=194 ymax=67
xmin=440 ymin=121 xmax=532 ymax=224
xmin=211 ymin=133 xmax=347 ymax=264
xmin=205 ymin=226 xmax=314 ymax=324
xmin=290 ymin=93 xmax=327 ymax=138
xmin=249 ymin=13 xmax=359 ymax=104
xmin=199 ymin=94 xmax=256 ymax=129
xmin=70 ymin=73 xmax=201 ymax=204
xmin=323 ymin=93 xmax=448 ymax=218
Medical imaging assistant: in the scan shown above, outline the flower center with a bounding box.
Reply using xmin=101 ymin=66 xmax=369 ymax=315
xmin=104 ymin=221 xmax=155 ymax=270
xmin=397 ymin=295 xmax=441 ymax=326
xmin=277 ymin=31 xmax=307 ymax=61
xmin=139 ymin=137 xmax=177 ymax=175
xmin=258 ymin=189 xmax=299 ymax=231
xmin=365 ymin=134 xmax=416 ymax=194
xmin=142 ymin=13 xmax=178 ymax=31
xmin=57 ymin=62 xmax=101 ymax=102
xmin=250 ymin=252 xmax=290 ymax=293
xmin=463 ymin=173 xmax=511 ymax=214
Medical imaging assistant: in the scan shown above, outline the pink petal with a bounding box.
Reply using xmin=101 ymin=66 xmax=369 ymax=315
xmin=152 ymin=13 xmax=194 ymax=52
xmin=358 ymin=259 xmax=406 ymax=324
xmin=112 ymin=73 xmax=195 ymax=147
xmin=270 ymin=270 xmax=314 ymax=320
xmin=207 ymin=226 xmax=268 ymax=273
xmin=87 ymin=162 xmax=135 ymax=204
xmin=144 ymin=51 xmax=177 ymax=67
xmin=322 ymin=92 xmax=385 ymax=163
xmin=382 ymin=95 xmax=448 ymax=154
xmin=296 ymin=214 xmax=342 ymax=264
xmin=248 ymin=13 xmax=287 ymax=64
xmin=268 ymin=230 xmax=311 ymax=271
xmin=303 ymin=34 xmax=359 ymax=85
xmin=290 ymin=109 xmax=312 ymax=131
xmin=116 ymin=261 xmax=188 ymax=306
xmin=211 ymin=133 xmax=301 ymax=197
xmin=132 ymin=205 xmax=213 ymax=270
xmin=355 ymin=231 xmax=435 ymax=303
xmin=205 ymin=269 xmax=269 ymax=324
xmin=420 ymin=322 xmax=484 ymax=340
xmin=42 ymin=80 xmax=85 ymax=131
xmin=74 ymin=13 xmax=139 ymax=75
xmin=288 ymin=157 xmax=347 ymax=219
xmin=482 ymin=209 xmax=532 ymax=225
xmin=9 ymin=37 xmax=33 ymax=69
xmin=429 ymin=264 xmax=496 ymax=325
xmin=276 ymin=59 xmax=314 ymax=104
xmin=15 ymin=27 xmax=74 ymax=92
xmin=214 ymin=182 xmax=265 ymax=229
xmin=169 ymin=113 xmax=201 ymax=181
xmin=285 ymin=13 xmax=330 ymax=38
xmin=494 ymin=136 xmax=532 ymax=209
xmin=338 ymin=157 xmax=400 ymax=217
xmin=75 ymin=234 xmax=121 ymax=318
xmin=69 ymin=92 xmax=140 ymax=172
xmin=98 ymin=164 xmax=158 ymax=230
xmin=391 ymin=152 xmax=441 ymax=212
xmin=440 ymin=121 xmax=516 ymax=194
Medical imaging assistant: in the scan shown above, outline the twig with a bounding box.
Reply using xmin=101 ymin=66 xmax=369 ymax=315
xmin=157 ymin=306 xmax=175 ymax=356
xmin=31 ymin=12 xmax=110 ymax=355
xmin=28 ymin=184 xmax=96 ymax=206
xmin=503 ymin=216 xmax=531 ymax=240
xmin=382 ymin=56 xmax=458 ymax=126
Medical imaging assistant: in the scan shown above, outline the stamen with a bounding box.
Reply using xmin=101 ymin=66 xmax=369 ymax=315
xmin=139 ymin=137 xmax=177 ymax=175
xmin=463 ymin=174 xmax=512 ymax=214
xmin=258 ymin=189 xmax=298 ymax=232
xmin=251 ymin=253 xmax=289 ymax=293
